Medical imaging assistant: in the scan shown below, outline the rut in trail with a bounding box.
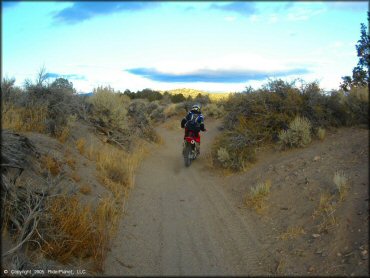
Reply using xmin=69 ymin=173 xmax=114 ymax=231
xmin=104 ymin=119 xmax=275 ymax=276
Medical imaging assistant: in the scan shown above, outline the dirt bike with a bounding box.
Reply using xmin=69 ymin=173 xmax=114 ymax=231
xmin=183 ymin=129 xmax=206 ymax=167
xmin=183 ymin=130 xmax=198 ymax=167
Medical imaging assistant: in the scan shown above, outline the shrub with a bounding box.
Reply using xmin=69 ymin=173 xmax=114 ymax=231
xmin=203 ymin=103 xmax=225 ymax=118
xmin=278 ymin=116 xmax=312 ymax=149
xmin=317 ymin=127 xmax=326 ymax=141
xmin=244 ymin=179 xmax=272 ymax=213
xmin=333 ymin=170 xmax=349 ymax=200
xmin=2 ymin=103 xmax=48 ymax=133
xmin=217 ymin=147 xmax=231 ymax=167
xmin=88 ymin=86 xmax=130 ymax=130
xmin=170 ymin=93 xmax=186 ymax=103
xmin=213 ymin=130 xmax=257 ymax=171
xmin=163 ymin=103 xmax=184 ymax=118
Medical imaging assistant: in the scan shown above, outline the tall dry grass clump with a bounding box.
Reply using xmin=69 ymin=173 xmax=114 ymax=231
xmin=278 ymin=226 xmax=306 ymax=240
xmin=278 ymin=116 xmax=312 ymax=149
xmin=76 ymin=138 xmax=86 ymax=155
xmin=244 ymin=179 xmax=272 ymax=213
xmin=43 ymin=196 xmax=97 ymax=263
xmin=312 ymin=193 xmax=337 ymax=233
xmin=43 ymin=195 xmax=120 ymax=272
xmin=2 ymin=103 xmax=47 ymax=133
xmin=40 ymin=154 xmax=61 ymax=176
xmin=333 ymin=170 xmax=349 ymax=201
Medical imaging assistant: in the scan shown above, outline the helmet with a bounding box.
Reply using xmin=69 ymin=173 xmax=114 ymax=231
xmin=191 ymin=104 xmax=201 ymax=113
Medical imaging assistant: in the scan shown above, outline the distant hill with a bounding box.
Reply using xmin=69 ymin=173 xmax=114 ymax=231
xmin=78 ymin=92 xmax=93 ymax=97
xmin=160 ymin=88 xmax=232 ymax=101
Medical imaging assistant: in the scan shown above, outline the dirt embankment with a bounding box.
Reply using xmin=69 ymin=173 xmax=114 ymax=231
xmin=104 ymin=118 xmax=368 ymax=276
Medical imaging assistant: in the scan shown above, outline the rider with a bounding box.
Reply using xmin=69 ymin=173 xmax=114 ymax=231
xmin=181 ymin=104 xmax=206 ymax=155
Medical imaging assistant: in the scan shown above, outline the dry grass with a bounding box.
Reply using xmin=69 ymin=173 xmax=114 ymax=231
xmin=76 ymin=138 xmax=86 ymax=155
xmin=2 ymin=103 xmax=47 ymax=133
xmin=244 ymin=179 xmax=272 ymax=213
xmin=65 ymin=156 xmax=76 ymax=170
xmin=42 ymin=195 xmax=120 ymax=272
xmin=40 ymin=154 xmax=61 ymax=176
xmin=87 ymin=142 xmax=146 ymax=199
xmin=71 ymin=171 xmax=81 ymax=183
xmin=163 ymin=103 xmax=183 ymax=118
xmin=333 ymin=170 xmax=349 ymax=201
xmin=79 ymin=184 xmax=92 ymax=195
xmin=43 ymin=196 xmax=97 ymax=263
xmin=278 ymin=226 xmax=306 ymax=240
xmin=57 ymin=126 xmax=70 ymax=143
xmin=312 ymin=193 xmax=338 ymax=233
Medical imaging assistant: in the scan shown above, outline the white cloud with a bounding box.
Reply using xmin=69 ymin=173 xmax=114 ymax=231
xmin=249 ymin=14 xmax=260 ymax=23
xmin=224 ymin=16 xmax=237 ymax=22
xmin=287 ymin=8 xmax=326 ymax=21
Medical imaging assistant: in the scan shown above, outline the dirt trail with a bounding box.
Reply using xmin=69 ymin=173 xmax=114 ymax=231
xmin=104 ymin=118 xmax=273 ymax=275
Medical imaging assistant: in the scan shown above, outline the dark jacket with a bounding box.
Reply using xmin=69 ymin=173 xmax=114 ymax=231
xmin=181 ymin=110 xmax=205 ymax=132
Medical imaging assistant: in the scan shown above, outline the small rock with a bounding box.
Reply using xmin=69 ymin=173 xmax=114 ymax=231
xmin=337 ymin=252 xmax=342 ymax=257
xmin=361 ymin=250 xmax=368 ymax=260
xmin=358 ymin=261 xmax=363 ymax=266
xmin=312 ymin=234 xmax=321 ymax=238
xmin=315 ymin=250 xmax=323 ymax=254
xmin=313 ymin=155 xmax=320 ymax=162
xmin=358 ymin=229 xmax=361 ymax=232
xmin=308 ymin=266 xmax=315 ymax=272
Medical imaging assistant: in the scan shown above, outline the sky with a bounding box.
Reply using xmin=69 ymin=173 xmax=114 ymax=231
xmin=2 ymin=1 xmax=368 ymax=93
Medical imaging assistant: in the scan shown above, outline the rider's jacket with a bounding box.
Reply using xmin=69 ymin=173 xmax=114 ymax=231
xmin=181 ymin=110 xmax=205 ymax=132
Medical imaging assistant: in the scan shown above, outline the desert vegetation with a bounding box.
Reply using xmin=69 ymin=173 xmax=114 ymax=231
xmin=1 ymin=69 xmax=162 ymax=273
xmin=212 ymin=80 xmax=368 ymax=171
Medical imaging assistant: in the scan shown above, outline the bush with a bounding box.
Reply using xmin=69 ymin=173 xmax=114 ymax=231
xmin=217 ymin=147 xmax=231 ymax=167
xmin=333 ymin=170 xmax=349 ymax=200
xmin=88 ymin=86 xmax=130 ymax=130
xmin=244 ymin=179 xmax=272 ymax=212
xmin=170 ymin=93 xmax=186 ymax=103
xmin=278 ymin=116 xmax=312 ymax=149
xmin=317 ymin=127 xmax=326 ymax=141
xmin=213 ymin=130 xmax=256 ymax=171
xmin=203 ymin=103 xmax=225 ymax=118
xmin=163 ymin=103 xmax=185 ymax=118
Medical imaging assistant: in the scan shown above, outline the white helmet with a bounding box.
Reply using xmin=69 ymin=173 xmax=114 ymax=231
xmin=191 ymin=104 xmax=200 ymax=112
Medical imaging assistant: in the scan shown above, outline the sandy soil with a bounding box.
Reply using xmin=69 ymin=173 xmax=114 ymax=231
xmin=104 ymin=118 xmax=368 ymax=276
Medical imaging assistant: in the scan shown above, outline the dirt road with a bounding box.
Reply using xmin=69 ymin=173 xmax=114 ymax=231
xmin=104 ymin=119 xmax=273 ymax=275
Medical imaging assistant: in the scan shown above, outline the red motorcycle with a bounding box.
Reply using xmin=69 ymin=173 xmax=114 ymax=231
xmin=182 ymin=129 xmax=202 ymax=167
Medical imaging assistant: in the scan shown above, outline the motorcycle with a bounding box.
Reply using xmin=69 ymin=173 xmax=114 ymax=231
xmin=182 ymin=129 xmax=201 ymax=167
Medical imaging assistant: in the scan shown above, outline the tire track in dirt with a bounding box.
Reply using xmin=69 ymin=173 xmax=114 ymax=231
xmin=104 ymin=118 xmax=274 ymax=275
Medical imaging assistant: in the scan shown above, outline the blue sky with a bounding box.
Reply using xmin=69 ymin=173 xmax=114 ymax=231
xmin=2 ymin=1 xmax=368 ymax=93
